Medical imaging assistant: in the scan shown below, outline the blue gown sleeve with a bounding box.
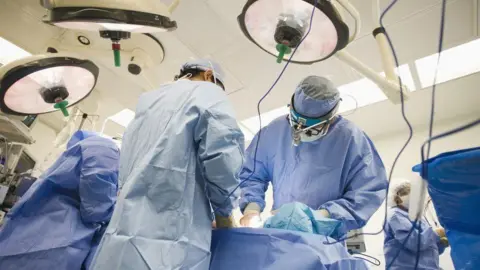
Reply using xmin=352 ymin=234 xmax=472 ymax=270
xmin=390 ymin=213 xmax=441 ymax=252
xmin=195 ymin=95 xmax=245 ymax=217
xmin=320 ymin=134 xmax=388 ymax=234
xmin=238 ymin=129 xmax=271 ymax=213
xmin=79 ymin=142 xmax=120 ymax=224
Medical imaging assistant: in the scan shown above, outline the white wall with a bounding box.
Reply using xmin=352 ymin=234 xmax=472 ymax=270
xmin=364 ymin=114 xmax=480 ymax=269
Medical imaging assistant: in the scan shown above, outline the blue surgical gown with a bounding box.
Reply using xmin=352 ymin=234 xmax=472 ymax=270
xmin=239 ymin=116 xmax=387 ymax=236
xmin=384 ymin=207 xmax=445 ymax=270
xmin=90 ymin=80 xmax=244 ymax=270
xmin=0 ymin=131 xmax=120 ymax=270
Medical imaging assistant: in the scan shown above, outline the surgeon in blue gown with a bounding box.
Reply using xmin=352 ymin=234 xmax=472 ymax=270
xmin=0 ymin=130 xmax=120 ymax=270
xmin=384 ymin=180 xmax=448 ymax=270
xmin=90 ymin=59 xmax=244 ymax=270
xmin=239 ymin=76 xmax=388 ymax=237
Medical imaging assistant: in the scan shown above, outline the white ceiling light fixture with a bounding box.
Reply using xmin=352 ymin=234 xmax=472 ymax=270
xmin=40 ymin=0 xmax=180 ymax=67
xmin=100 ymin=108 xmax=135 ymax=135
xmin=0 ymin=54 xmax=99 ymax=117
xmin=415 ymin=38 xmax=480 ymax=88
xmin=108 ymin=109 xmax=136 ymax=128
xmin=238 ymin=0 xmax=351 ymax=64
xmin=0 ymin=38 xmax=32 ymax=65
xmin=237 ymin=0 xmax=410 ymax=104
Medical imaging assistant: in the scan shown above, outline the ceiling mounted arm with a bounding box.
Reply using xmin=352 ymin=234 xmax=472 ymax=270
xmin=372 ymin=0 xmax=397 ymax=84
xmin=168 ymin=0 xmax=181 ymax=14
xmin=334 ymin=0 xmax=361 ymax=42
xmin=334 ymin=0 xmax=409 ymax=104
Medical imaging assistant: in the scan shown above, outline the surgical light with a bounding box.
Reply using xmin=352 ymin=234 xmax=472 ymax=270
xmin=238 ymin=0 xmax=350 ymax=64
xmin=0 ymin=55 xmax=99 ymax=117
xmin=41 ymin=0 xmax=179 ymax=67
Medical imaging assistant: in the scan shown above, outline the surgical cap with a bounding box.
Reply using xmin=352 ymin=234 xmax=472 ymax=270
xmin=389 ymin=179 xmax=411 ymax=206
xmin=293 ymin=76 xmax=340 ymax=118
xmin=182 ymin=59 xmax=226 ymax=86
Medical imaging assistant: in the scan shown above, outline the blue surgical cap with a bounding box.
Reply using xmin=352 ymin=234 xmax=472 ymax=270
xmin=182 ymin=59 xmax=226 ymax=86
xmin=293 ymin=76 xmax=340 ymax=118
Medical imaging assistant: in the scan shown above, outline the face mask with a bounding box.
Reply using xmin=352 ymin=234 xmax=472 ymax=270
xmin=400 ymin=194 xmax=410 ymax=209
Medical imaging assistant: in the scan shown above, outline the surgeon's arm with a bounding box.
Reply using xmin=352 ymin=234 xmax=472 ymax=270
xmin=238 ymin=130 xmax=271 ymax=213
xmin=390 ymin=214 xmax=441 ymax=252
xmin=195 ymin=100 xmax=245 ymax=218
xmin=319 ymin=137 xmax=388 ymax=234
xmin=79 ymin=143 xmax=120 ymax=224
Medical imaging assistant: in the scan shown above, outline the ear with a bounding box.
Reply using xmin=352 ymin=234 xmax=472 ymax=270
xmin=204 ymin=70 xmax=214 ymax=82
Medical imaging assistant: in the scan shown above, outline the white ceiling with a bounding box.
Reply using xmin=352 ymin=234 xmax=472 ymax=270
xmin=0 ymin=0 xmax=479 ymax=138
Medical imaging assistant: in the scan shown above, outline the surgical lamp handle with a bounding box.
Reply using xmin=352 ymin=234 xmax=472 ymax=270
xmin=335 ymin=50 xmax=409 ymax=104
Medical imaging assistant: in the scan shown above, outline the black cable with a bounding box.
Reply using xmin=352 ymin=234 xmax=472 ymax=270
xmin=212 ymin=0 xmax=318 ymax=214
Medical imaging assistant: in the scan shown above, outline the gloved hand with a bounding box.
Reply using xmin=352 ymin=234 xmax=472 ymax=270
xmin=240 ymin=203 xmax=262 ymax=227
xmin=214 ymin=215 xmax=236 ymax=229
xmin=440 ymin=237 xmax=449 ymax=247
xmin=435 ymin=228 xmax=446 ymax=238
xmin=315 ymin=209 xmax=330 ymax=218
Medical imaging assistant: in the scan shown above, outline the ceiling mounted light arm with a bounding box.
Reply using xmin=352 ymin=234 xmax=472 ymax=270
xmin=335 ymin=50 xmax=407 ymax=103
xmin=371 ymin=0 xmax=397 ymax=83
xmin=168 ymin=0 xmax=181 ymax=14
xmin=334 ymin=0 xmax=409 ymax=104
xmin=333 ymin=0 xmax=361 ymax=42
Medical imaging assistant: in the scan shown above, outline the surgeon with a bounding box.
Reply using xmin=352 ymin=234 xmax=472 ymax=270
xmin=90 ymin=59 xmax=244 ymax=270
xmin=0 ymin=130 xmax=120 ymax=270
xmin=239 ymin=76 xmax=388 ymax=237
xmin=384 ymin=180 xmax=448 ymax=269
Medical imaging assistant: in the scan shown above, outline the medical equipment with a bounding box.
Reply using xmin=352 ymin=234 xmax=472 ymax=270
xmin=413 ymin=147 xmax=480 ymax=270
xmin=0 ymin=114 xmax=36 ymax=144
xmin=41 ymin=0 xmax=178 ymax=67
xmin=237 ymin=0 xmax=410 ymax=104
xmin=0 ymin=54 xmax=99 ymax=117
xmin=346 ymin=229 xmax=366 ymax=254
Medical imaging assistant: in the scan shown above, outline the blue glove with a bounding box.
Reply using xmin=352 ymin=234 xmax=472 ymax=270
xmin=264 ymin=202 xmax=341 ymax=237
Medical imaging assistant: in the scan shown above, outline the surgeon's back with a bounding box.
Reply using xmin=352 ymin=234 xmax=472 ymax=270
xmin=0 ymin=131 xmax=119 ymax=270
xmin=91 ymin=79 xmax=244 ymax=270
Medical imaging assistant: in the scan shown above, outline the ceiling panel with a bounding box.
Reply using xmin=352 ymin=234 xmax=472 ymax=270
xmin=344 ymin=73 xmax=480 ymax=138
xmin=0 ymin=1 xmax=62 ymax=53
xmin=171 ymin=0 xmax=244 ymax=56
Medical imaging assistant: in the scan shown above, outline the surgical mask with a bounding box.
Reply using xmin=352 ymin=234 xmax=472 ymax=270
xmin=400 ymin=195 xmax=410 ymax=209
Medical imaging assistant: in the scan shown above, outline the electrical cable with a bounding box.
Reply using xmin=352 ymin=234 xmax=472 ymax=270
xmin=412 ymin=1 xmax=448 ymax=269
xmin=324 ymin=0 xmax=415 ymax=250
xmin=351 ymin=252 xmax=381 ymax=266
xmin=212 ymin=0 xmax=318 ymax=215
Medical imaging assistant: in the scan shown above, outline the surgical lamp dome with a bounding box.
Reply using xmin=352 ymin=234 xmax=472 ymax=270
xmin=0 ymin=55 xmax=99 ymax=117
xmin=41 ymin=1 xmax=177 ymax=33
xmin=238 ymin=0 xmax=350 ymax=64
